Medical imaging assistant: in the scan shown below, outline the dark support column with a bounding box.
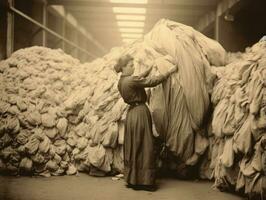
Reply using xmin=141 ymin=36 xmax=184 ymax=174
xmin=0 ymin=0 xmax=8 ymax=59
xmin=42 ymin=1 xmax=47 ymax=46
xmin=7 ymin=0 xmax=14 ymax=57
xmin=214 ymin=7 xmax=219 ymax=42
xmin=62 ymin=13 xmax=66 ymax=50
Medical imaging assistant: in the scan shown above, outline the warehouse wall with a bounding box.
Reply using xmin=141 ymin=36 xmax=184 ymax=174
xmin=218 ymin=0 xmax=266 ymax=52
xmin=47 ymin=12 xmax=63 ymax=49
xmin=217 ymin=16 xmax=247 ymax=52
xmin=197 ymin=0 xmax=266 ymax=52
xmin=64 ymin=23 xmax=78 ymax=58
xmin=0 ymin=1 xmax=7 ymax=60
xmin=0 ymin=0 xmax=46 ymax=57
xmin=14 ymin=0 xmax=44 ymax=50
xmin=77 ymin=35 xmax=89 ymax=63
xmin=0 ymin=0 xmax=97 ymax=62
xmin=202 ymin=25 xmax=215 ymax=40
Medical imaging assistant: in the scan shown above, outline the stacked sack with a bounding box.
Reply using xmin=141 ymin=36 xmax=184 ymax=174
xmin=0 ymin=46 xmax=128 ymax=176
xmin=0 ymin=47 xmax=81 ymax=176
xmin=134 ymin=19 xmax=224 ymax=174
xmin=0 ymin=19 xmax=226 ymax=177
xmin=62 ymin=54 xmax=128 ymax=174
xmin=74 ymin=19 xmax=225 ymax=175
xmin=200 ymin=41 xmax=266 ymax=197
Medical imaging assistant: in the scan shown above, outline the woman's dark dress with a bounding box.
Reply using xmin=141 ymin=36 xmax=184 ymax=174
xmin=118 ymin=74 xmax=166 ymax=186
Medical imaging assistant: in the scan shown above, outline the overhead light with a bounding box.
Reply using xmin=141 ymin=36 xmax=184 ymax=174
xmin=112 ymin=7 xmax=146 ymax=14
xmin=121 ymin=33 xmax=142 ymax=38
xmin=117 ymin=21 xmax=144 ymax=27
xmin=110 ymin=0 xmax=148 ymax=3
xmin=116 ymin=15 xmax=145 ymax=21
xmin=119 ymin=28 xmax=143 ymax=33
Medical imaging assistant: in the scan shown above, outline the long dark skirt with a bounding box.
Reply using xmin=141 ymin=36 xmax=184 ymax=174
xmin=124 ymin=104 xmax=156 ymax=186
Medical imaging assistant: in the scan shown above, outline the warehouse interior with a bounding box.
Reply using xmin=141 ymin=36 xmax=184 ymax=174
xmin=1 ymin=0 xmax=266 ymax=61
xmin=0 ymin=0 xmax=266 ymax=200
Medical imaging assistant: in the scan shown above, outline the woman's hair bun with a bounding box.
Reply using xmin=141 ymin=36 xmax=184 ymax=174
xmin=114 ymin=54 xmax=133 ymax=73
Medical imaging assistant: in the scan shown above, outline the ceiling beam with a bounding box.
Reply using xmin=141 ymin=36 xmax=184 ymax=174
xmin=86 ymin=24 xmax=194 ymax=33
xmin=80 ymin=19 xmax=195 ymax=27
xmin=80 ymin=23 xmax=194 ymax=30
xmin=69 ymin=13 xmax=197 ymax=21
xmin=65 ymin=7 xmax=206 ymax=17
xmin=47 ymin=0 xmax=215 ymax=10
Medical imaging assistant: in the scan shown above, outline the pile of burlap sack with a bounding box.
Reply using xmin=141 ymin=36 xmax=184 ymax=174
xmin=0 ymin=47 xmax=84 ymax=176
xmin=0 ymin=19 xmax=264 ymax=197
xmin=0 ymin=19 xmax=224 ymax=177
xmin=0 ymin=45 xmax=129 ymax=176
xmin=73 ymin=18 xmax=226 ymax=175
xmin=199 ymin=41 xmax=266 ymax=198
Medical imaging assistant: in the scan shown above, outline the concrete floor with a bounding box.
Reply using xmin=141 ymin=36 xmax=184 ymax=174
xmin=0 ymin=173 xmax=245 ymax=200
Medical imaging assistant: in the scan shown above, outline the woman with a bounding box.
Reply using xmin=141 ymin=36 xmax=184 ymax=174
xmin=114 ymin=54 xmax=177 ymax=191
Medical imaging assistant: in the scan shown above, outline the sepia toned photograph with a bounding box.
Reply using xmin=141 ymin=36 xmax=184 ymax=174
xmin=0 ymin=0 xmax=265 ymax=199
